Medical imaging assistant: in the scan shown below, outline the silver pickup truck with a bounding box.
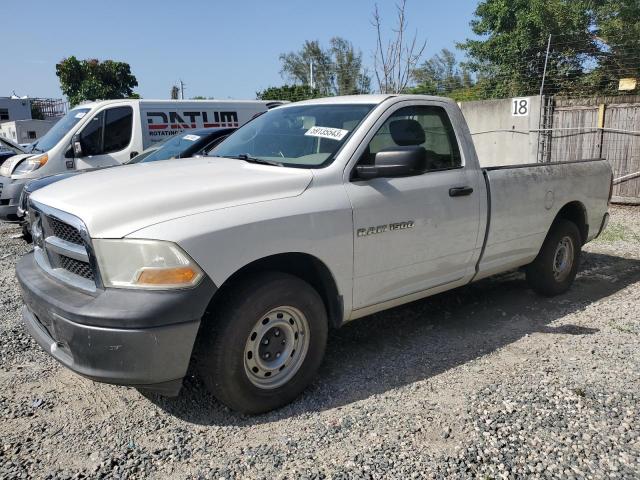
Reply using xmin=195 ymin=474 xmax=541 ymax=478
xmin=17 ymin=95 xmax=612 ymax=414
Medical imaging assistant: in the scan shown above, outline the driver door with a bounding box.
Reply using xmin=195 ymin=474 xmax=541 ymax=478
xmin=74 ymin=106 xmax=135 ymax=169
xmin=345 ymin=102 xmax=482 ymax=310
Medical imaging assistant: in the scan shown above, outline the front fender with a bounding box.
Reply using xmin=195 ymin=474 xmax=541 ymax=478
xmin=127 ymin=186 xmax=355 ymax=321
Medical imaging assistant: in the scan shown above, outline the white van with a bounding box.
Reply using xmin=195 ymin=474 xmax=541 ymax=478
xmin=0 ymin=99 xmax=283 ymax=220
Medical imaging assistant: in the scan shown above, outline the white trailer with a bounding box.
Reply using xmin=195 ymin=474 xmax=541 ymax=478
xmin=0 ymin=119 xmax=59 ymax=145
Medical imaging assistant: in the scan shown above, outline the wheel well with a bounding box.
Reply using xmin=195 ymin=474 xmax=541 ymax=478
xmin=209 ymin=253 xmax=343 ymax=329
xmin=554 ymin=201 xmax=588 ymax=244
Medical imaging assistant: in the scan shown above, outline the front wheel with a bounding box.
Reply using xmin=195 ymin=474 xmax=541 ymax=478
xmin=197 ymin=272 xmax=328 ymax=414
xmin=526 ymin=219 xmax=581 ymax=296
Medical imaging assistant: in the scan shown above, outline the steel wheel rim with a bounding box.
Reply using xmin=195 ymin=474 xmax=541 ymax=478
xmin=244 ymin=306 xmax=310 ymax=389
xmin=553 ymin=236 xmax=574 ymax=281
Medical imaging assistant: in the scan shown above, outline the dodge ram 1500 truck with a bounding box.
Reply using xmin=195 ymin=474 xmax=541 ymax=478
xmin=17 ymin=95 xmax=613 ymax=414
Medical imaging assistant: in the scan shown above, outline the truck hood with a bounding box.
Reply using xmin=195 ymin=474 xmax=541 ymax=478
xmin=25 ymin=170 xmax=88 ymax=193
xmin=30 ymin=157 xmax=313 ymax=238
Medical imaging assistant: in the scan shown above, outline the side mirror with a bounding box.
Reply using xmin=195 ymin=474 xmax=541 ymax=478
xmin=356 ymin=146 xmax=426 ymax=180
xmin=72 ymin=134 xmax=83 ymax=157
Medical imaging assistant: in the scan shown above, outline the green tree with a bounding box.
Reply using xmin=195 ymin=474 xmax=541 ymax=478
xmin=590 ymin=0 xmax=640 ymax=92
xmin=412 ymin=48 xmax=468 ymax=94
xmin=329 ymin=37 xmax=371 ymax=95
xmin=56 ymin=56 xmax=139 ymax=106
xmin=458 ymin=0 xmax=598 ymax=98
xmin=280 ymin=40 xmax=333 ymax=95
xmin=279 ymin=37 xmax=370 ymax=96
xmin=256 ymin=84 xmax=322 ymax=102
xmin=408 ymin=48 xmax=481 ymax=100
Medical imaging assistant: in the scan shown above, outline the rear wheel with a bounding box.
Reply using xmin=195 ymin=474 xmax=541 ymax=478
xmin=526 ymin=219 xmax=581 ymax=296
xmin=197 ymin=272 xmax=327 ymax=414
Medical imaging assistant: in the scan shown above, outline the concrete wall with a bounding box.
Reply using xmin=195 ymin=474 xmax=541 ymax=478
xmin=459 ymin=96 xmax=541 ymax=167
xmin=0 ymin=119 xmax=58 ymax=144
xmin=0 ymin=98 xmax=32 ymax=123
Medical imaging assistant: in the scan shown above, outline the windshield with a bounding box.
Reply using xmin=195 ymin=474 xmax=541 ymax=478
xmin=126 ymin=147 xmax=159 ymax=164
xmin=126 ymin=136 xmax=173 ymax=164
xmin=213 ymin=104 xmax=374 ymax=168
xmin=31 ymin=108 xmax=91 ymax=153
xmin=133 ymin=132 xmax=204 ymax=163
xmin=0 ymin=137 xmax=23 ymax=154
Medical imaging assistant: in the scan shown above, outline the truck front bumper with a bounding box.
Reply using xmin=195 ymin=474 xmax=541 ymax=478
xmin=16 ymin=252 xmax=215 ymax=396
xmin=0 ymin=176 xmax=27 ymax=221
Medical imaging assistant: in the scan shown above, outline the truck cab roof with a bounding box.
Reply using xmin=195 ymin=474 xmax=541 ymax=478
xmin=290 ymin=94 xmax=458 ymax=107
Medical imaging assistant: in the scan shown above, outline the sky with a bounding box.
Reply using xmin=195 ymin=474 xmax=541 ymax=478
xmin=1 ymin=0 xmax=478 ymax=101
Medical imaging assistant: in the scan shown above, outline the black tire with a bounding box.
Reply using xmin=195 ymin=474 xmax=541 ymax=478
xmin=197 ymin=272 xmax=328 ymax=414
xmin=21 ymin=223 xmax=32 ymax=244
xmin=526 ymin=219 xmax=581 ymax=297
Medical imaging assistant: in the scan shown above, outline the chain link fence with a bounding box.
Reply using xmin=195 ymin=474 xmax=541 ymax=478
xmin=538 ymin=95 xmax=640 ymax=203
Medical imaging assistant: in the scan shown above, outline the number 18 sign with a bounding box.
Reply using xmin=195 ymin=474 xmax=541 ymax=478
xmin=512 ymin=97 xmax=530 ymax=117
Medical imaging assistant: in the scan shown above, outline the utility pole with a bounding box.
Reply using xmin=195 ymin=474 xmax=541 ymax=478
xmin=179 ymin=79 xmax=186 ymax=100
xmin=309 ymin=61 xmax=314 ymax=90
xmin=537 ymin=34 xmax=553 ymax=163
xmin=539 ymin=35 xmax=552 ymax=98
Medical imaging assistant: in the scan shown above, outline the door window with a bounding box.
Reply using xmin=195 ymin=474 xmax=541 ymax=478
xmin=79 ymin=107 xmax=133 ymax=156
xmin=103 ymin=107 xmax=133 ymax=153
xmin=362 ymin=105 xmax=462 ymax=171
xmin=81 ymin=112 xmax=104 ymax=156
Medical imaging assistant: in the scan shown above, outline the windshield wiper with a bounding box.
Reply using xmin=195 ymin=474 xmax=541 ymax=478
xmin=222 ymin=154 xmax=283 ymax=167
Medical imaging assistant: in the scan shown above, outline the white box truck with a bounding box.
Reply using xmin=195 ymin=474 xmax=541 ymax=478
xmin=0 ymin=99 xmax=283 ymax=220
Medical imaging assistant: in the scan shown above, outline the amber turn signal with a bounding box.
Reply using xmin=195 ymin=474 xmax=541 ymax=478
xmin=137 ymin=267 xmax=198 ymax=286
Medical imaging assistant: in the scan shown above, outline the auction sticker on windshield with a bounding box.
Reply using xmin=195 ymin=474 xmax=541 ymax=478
xmin=305 ymin=126 xmax=349 ymax=141
xmin=183 ymin=134 xmax=201 ymax=141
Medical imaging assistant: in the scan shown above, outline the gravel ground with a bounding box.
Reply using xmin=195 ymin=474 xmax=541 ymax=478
xmin=1 ymin=206 xmax=639 ymax=479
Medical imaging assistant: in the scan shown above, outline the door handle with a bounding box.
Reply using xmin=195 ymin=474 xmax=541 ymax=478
xmin=449 ymin=186 xmax=474 ymax=197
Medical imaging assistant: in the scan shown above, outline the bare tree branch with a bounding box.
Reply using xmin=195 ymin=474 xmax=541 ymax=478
xmin=371 ymin=0 xmax=427 ymax=93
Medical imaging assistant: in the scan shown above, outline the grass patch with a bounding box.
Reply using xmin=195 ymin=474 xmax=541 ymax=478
xmin=609 ymin=321 xmax=639 ymax=335
xmin=595 ymin=223 xmax=640 ymax=243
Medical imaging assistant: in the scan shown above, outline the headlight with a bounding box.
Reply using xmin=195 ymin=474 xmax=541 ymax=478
xmin=12 ymin=154 xmax=48 ymax=176
xmin=0 ymin=160 xmax=13 ymax=177
xmin=94 ymin=239 xmax=204 ymax=289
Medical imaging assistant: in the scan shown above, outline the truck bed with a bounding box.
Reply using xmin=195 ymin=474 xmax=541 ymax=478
xmin=475 ymin=158 xmax=612 ymax=280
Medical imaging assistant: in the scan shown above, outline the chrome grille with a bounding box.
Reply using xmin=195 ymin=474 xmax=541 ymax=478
xmin=30 ymin=201 xmax=99 ymax=292
xmin=58 ymin=255 xmax=94 ymax=280
xmin=46 ymin=216 xmax=84 ymax=245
